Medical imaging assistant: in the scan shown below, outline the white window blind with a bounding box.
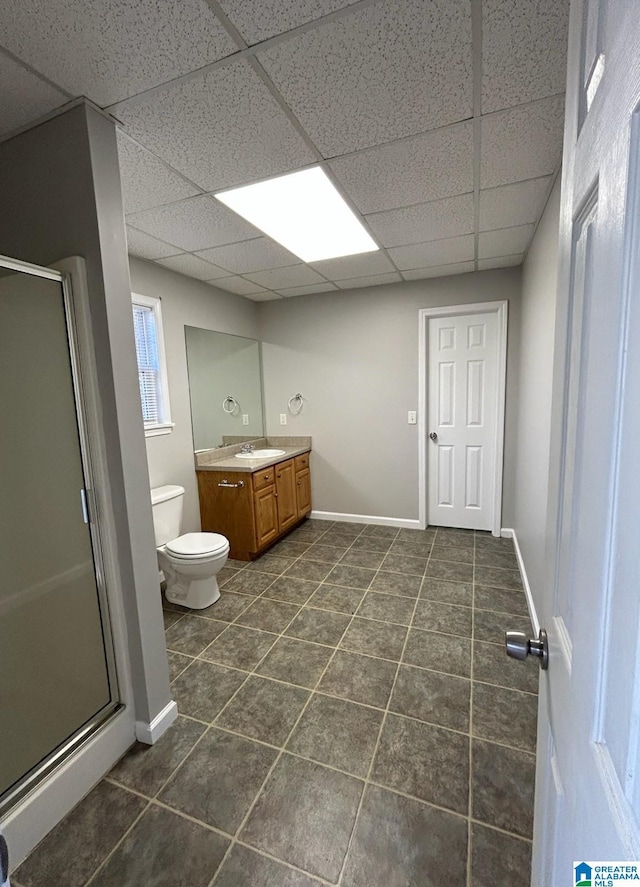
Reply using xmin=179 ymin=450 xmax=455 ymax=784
xmin=132 ymin=294 xmax=172 ymax=434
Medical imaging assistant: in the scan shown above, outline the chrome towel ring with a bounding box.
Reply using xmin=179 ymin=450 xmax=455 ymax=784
xmin=222 ymin=395 xmax=238 ymax=414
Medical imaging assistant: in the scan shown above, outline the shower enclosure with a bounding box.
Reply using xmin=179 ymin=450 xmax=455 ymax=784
xmin=0 ymin=255 xmax=120 ymax=814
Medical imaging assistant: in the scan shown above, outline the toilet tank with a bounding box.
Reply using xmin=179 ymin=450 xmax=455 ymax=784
xmin=150 ymin=485 xmax=185 ymax=546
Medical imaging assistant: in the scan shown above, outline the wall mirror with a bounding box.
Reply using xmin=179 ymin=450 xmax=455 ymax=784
xmin=185 ymin=326 xmax=265 ymax=450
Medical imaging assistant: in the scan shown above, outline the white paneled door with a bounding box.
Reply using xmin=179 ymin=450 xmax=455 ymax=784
xmin=427 ymin=308 xmax=504 ymax=531
xmin=531 ymin=0 xmax=640 ymax=882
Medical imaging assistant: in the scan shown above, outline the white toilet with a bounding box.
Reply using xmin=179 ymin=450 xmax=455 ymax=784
xmin=151 ymin=484 xmax=230 ymax=609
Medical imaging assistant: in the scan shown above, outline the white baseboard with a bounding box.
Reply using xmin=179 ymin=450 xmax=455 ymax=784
xmin=310 ymin=510 xmax=422 ymax=530
xmin=502 ymin=527 xmax=539 ymax=635
xmin=135 ymin=700 xmax=178 ymax=745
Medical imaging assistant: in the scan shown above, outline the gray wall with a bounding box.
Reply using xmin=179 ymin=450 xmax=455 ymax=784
xmin=129 ymin=257 xmax=258 ymax=531
xmin=512 ymin=176 xmax=561 ymax=606
xmin=258 ymin=270 xmax=522 ymax=522
xmin=0 ymin=102 xmax=170 ymax=730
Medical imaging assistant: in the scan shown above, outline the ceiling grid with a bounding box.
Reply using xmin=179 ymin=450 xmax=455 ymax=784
xmin=0 ymin=0 xmax=569 ymax=300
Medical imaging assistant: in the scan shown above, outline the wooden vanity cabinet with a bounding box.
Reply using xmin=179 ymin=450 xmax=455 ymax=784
xmin=197 ymin=453 xmax=312 ymax=560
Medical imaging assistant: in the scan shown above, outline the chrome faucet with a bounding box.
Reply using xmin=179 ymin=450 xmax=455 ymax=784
xmin=240 ymin=443 xmax=255 ymax=454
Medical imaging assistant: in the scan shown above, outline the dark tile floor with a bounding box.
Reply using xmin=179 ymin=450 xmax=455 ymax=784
xmin=15 ymin=521 xmax=539 ymax=887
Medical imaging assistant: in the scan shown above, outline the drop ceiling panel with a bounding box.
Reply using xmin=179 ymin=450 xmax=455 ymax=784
xmin=219 ymin=0 xmax=360 ymax=45
xmin=156 ymin=253 xmax=228 ymax=280
xmin=213 ymin=276 xmax=267 ymax=295
xmin=481 ymin=95 xmax=565 ymax=188
xmin=366 ymin=194 xmax=474 ymax=248
xmin=0 ymin=52 xmax=67 ymax=136
xmin=243 ymin=291 xmax=283 ymax=302
xmin=482 ymin=0 xmax=570 ymax=114
xmin=329 ymin=121 xmax=474 ymax=214
xmin=0 ymin=0 xmax=236 ymax=106
xmin=479 ymin=177 xmax=553 ymax=231
xmin=310 ymin=251 xmax=394 ymax=280
xmin=336 ymin=272 xmax=402 ymax=289
xmin=257 ymin=0 xmax=472 ymax=156
xmin=401 ymin=262 xmax=475 ymax=280
xmin=478 ymin=224 xmax=535 ymax=259
xmin=388 ymin=235 xmax=475 ymax=270
xmin=245 ymin=265 xmax=325 ymax=289
xmin=196 ymin=237 xmax=298 ymax=274
xmin=278 ymin=282 xmax=339 ymax=297
xmin=125 ymin=226 xmax=181 ymax=260
xmin=116 ymin=131 xmax=200 ymax=214
xmin=478 ymin=254 xmax=523 ymax=270
xmin=127 ymin=196 xmax=259 ymax=251
xmin=115 ymin=59 xmax=316 ymax=192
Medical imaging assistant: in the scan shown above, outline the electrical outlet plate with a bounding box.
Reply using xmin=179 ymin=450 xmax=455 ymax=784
xmin=408 ymin=411 xmax=417 ymax=425
xmin=279 ymin=413 xmax=287 ymax=425
xmin=242 ymin=414 xmax=249 ymax=425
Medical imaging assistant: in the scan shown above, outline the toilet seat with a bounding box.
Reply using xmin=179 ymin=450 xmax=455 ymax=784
xmin=166 ymin=532 xmax=229 ymax=559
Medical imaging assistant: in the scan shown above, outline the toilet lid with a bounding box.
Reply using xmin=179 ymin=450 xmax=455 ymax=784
xmin=166 ymin=532 xmax=229 ymax=558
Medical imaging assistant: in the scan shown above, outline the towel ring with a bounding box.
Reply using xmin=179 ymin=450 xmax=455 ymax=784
xmin=222 ymin=395 xmax=238 ymax=414
xmin=288 ymin=393 xmax=304 ymax=415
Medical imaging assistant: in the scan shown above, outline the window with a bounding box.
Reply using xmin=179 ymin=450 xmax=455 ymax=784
xmin=132 ymin=292 xmax=173 ymax=436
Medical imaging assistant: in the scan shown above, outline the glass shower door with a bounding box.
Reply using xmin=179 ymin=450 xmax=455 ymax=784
xmin=0 ymin=259 xmax=118 ymax=809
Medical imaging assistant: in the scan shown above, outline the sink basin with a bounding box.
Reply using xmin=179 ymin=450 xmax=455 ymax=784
xmin=235 ymin=448 xmax=286 ymax=459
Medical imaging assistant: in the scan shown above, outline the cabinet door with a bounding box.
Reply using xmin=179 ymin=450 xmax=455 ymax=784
xmin=254 ymin=486 xmax=278 ymax=548
xmin=296 ymin=468 xmax=312 ymax=517
xmin=275 ymin=459 xmax=297 ymax=532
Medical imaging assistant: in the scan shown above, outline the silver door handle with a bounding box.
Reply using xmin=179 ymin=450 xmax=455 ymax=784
xmin=505 ymin=629 xmax=548 ymax=670
xmin=429 ymin=432 xmax=438 ymax=441
xmin=217 ymin=480 xmax=245 ymax=488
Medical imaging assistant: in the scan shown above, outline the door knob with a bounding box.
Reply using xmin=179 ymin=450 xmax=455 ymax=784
xmin=505 ymin=628 xmax=548 ymax=670
xmin=429 ymin=432 xmax=438 ymax=441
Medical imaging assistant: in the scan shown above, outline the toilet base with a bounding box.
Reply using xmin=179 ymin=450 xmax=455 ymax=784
xmin=165 ymin=575 xmax=221 ymax=609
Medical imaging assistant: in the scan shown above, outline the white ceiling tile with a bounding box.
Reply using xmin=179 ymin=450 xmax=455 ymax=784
xmin=211 ymin=276 xmax=268 ymax=295
xmin=257 ymin=0 xmax=472 ymax=155
xmin=482 ymin=0 xmax=569 ymax=114
xmin=125 ymin=226 xmax=181 ymax=260
xmin=116 ymin=59 xmax=316 ymax=192
xmin=243 ymin=291 xmax=284 ymax=302
xmin=0 ymin=0 xmax=237 ymax=106
xmin=478 ymin=254 xmax=524 ymax=270
xmin=401 ymin=262 xmax=475 ymax=280
xmin=116 ymin=131 xmax=200 ymax=214
xmin=335 ymin=272 xmax=402 ymax=289
xmin=156 ymin=253 xmax=228 ymax=280
xmin=479 ymin=177 xmax=552 ymax=231
xmin=365 ymin=194 xmax=474 ymax=248
xmin=478 ymin=225 xmax=535 ymax=259
xmin=481 ymin=96 xmax=565 ymax=188
xmin=244 ymin=265 xmax=325 ymax=289
xmin=329 ymin=121 xmax=474 ymax=213
xmin=310 ymin=251 xmax=393 ymax=280
xmin=218 ymin=0 xmax=360 ymax=44
xmin=0 ymin=53 xmax=66 ymax=137
xmin=127 ymin=196 xmax=259 ymax=252
xmin=278 ymin=282 xmax=339 ymax=297
xmin=195 ymin=237 xmax=298 ymax=274
xmin=388 ymin=235 xmax=474 ymax=270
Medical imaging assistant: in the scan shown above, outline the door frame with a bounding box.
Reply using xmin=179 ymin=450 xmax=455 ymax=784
xmin=418 ymin=301 xmax=508 ymax=535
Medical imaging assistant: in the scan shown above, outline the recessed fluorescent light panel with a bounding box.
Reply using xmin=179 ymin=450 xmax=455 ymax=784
xmin=215 ymin=167 xmax=378 ymax=263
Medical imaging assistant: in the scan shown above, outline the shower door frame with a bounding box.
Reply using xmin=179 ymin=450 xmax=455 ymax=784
xmin=0 ymin=254 xmax=136 ymax=862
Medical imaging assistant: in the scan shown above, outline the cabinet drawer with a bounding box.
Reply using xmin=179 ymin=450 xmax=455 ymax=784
xmin=253 ymin=467 xmax=277 ymax=491
xmin=295 ymin=453 xmax=310 ymax=472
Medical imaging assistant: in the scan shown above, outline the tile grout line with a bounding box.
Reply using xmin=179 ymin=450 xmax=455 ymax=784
xmin=335 ymin=527 xmax=433 ymax=886
xmin=466 ymin=529 xmax=478 ymax=887
xmin=207 ymin=523 xmax=383 ymax=885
